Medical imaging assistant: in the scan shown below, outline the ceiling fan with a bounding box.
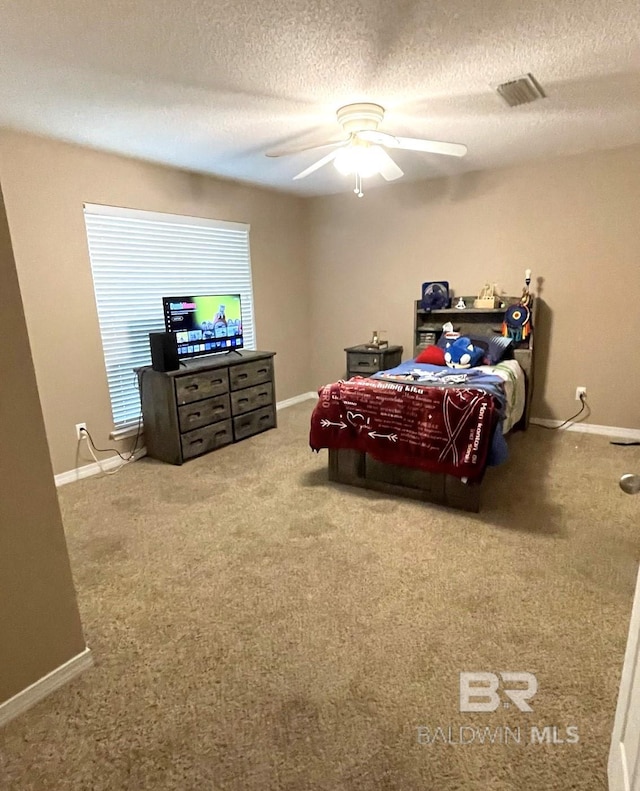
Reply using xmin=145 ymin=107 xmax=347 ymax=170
xmin=266 ymin=102 xmax=467 ymax=196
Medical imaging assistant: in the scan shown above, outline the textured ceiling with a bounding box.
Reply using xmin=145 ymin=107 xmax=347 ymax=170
xmin=1 ymin=0 xmax=639 ymax=195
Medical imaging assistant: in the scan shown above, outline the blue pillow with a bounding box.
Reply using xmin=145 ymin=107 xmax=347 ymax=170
xmin=482 ymin=335 xmax=513 ymax=364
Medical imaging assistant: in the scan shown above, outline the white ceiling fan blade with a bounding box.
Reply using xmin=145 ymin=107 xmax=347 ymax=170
xmin=357 ymin=129 xmax=466 ymax=157
xmin=266 ymin=138 xmax=347 ymax=158
xmin=393 ymin=136 xmax=468 ymax=157
xmin=376 ymin=148 xmax=404 ymax=181
xmin=356 ymin=130 xmax=398 ymax=146
xmin=292 ymin=149 xmax=340 ymax=180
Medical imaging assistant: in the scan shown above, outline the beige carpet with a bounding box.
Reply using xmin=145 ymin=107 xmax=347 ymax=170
xmin=1 ymin=401 xmax=639 ymax=791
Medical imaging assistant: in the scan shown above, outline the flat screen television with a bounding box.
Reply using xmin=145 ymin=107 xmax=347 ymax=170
xmin=163 ymin=294 xmax=244 ymax=360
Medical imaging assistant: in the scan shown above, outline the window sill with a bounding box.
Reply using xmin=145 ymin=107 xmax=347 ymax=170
xmin=110 ymin=423 xmax=144 ymax=442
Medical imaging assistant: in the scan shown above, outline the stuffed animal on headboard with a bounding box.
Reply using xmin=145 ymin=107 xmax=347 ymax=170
xmin=444 ymin=336 xmax=484 ymax=369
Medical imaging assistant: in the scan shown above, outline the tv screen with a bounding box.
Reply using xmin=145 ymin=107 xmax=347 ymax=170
xmin=163 ymin=294 xmax=244 ymax=359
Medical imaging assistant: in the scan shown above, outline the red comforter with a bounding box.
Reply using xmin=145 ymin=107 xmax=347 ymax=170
xmin=309 ymin=377 xmax=500 ymax=482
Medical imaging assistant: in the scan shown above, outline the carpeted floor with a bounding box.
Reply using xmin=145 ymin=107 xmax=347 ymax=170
xmin=1 ymin=401 xmax=639 ymax=790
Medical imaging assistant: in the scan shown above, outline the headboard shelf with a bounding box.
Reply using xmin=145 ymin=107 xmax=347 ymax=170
xmin=413 ymin=296 xmax=536 ymax=427
xmin=417 ymin=307 xmax=505 ymax=316
xmin=414 ymin=298 xmax=534 ymax=348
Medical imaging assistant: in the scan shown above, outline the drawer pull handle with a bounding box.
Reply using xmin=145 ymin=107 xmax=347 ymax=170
xmin=216 ymin=430 xmax=227 ymax=438
xmin=189 ymin=411 xmax=201 ymax=419
xmin=238 ymin=398 xmax=249 ymax=405
xmin=190 ymin=438 xmax=203 ymax=446
xmin=213 ymin=405 xmax=225 ymax=412
xmin=238 ymin=373 xmax=248 ymax=380
xmin=258 ymin=368 xmax=267 ymax=374
xmin=210 ymin=378 xmax=223 ymax=386
xmin=186 ymin=383 xmax=199 ymax=391
xmin=260 ymin=415 xmax=270 ymax=422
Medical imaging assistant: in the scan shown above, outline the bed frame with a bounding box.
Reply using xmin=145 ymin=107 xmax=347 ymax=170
xmin=327 ymin=296 xmax=536 ymax=512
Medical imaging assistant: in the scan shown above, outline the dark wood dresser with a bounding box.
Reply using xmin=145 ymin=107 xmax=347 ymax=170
xmin=138 ymin=350 xmax=276 ymax=465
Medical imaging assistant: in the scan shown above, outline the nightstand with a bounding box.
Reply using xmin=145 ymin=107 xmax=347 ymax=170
xmin=344 ymin=344 xmax=403 ymax=379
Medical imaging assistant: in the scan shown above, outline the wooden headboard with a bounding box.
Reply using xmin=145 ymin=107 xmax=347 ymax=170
xmin=413 ymin=295 xmax=536 ymax=427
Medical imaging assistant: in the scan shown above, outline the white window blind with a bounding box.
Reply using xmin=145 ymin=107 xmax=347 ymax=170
xmin=83 ymin=204 xmax=255 ymax=430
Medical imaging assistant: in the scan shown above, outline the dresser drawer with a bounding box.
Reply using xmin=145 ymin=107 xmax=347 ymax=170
xmin=347 ymin=353 xmax=381 ymax=373
xmin=178 ymin=394 xmax=230 ymax=433
xmin=230 ymin=382 xmax=273 ymax=416
xmin=232 ymin=406 xmax=276 ymax=441
xmin=175 ymin=369 xmax=229 ymax=405
xmin=181 ymin=420 xmax=233 ymax=460
xmin=229 ymin=359 xmax=273 ymax=391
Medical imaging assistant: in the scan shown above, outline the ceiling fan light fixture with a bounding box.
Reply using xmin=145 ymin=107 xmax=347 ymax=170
xmin=333 ymin=142 xmax=387 ymax=178
xmin=275 ymin=101 xmax=466 ymax=194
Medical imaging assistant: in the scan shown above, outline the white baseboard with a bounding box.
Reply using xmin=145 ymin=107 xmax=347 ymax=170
xmin=276 ymin=392 xmax=318 ymax=410
xmin=55 ymin=447 xmax=147 ymax=487
xmin=0 ymin=647 xmax=93 ymax=728
xmin=530 ymin=418 xmax=640 ymax=440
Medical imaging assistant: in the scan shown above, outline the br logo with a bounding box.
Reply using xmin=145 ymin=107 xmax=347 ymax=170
xmin=459 ymin=671 xmax=537 ymax=713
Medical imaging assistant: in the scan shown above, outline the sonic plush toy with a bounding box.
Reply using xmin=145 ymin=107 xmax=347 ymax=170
xmin=444 ymin=336 xmax=484 ymax=369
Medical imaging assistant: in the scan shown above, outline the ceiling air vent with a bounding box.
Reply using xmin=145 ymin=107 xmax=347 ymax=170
xmin=496 ymin=73 xmax=546 ymax=107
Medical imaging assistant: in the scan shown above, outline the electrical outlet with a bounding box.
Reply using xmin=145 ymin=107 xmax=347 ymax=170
xmin=575 ymin=387 xmax=587 ymax=401
xmin=75 ymin=422 xmax=87 ymax=440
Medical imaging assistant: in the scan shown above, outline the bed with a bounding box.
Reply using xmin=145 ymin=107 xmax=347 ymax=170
xmin=309 ymin=296 xmax=535 ymax=512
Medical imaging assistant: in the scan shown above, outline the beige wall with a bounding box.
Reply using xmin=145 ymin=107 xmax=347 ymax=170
xmin=0 ymin=184 xmax=86 ymax=704
xmin=0 ymin=130 xmax=311 ymax=475
xmin=308 ymin=145 xmax=640 ymax=429
xmin=1 ymin=131 xmax=639 ymax=486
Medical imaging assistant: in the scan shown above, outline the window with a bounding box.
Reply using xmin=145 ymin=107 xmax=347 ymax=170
xmin=83 ymin=204 xmax=255 ymax=432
